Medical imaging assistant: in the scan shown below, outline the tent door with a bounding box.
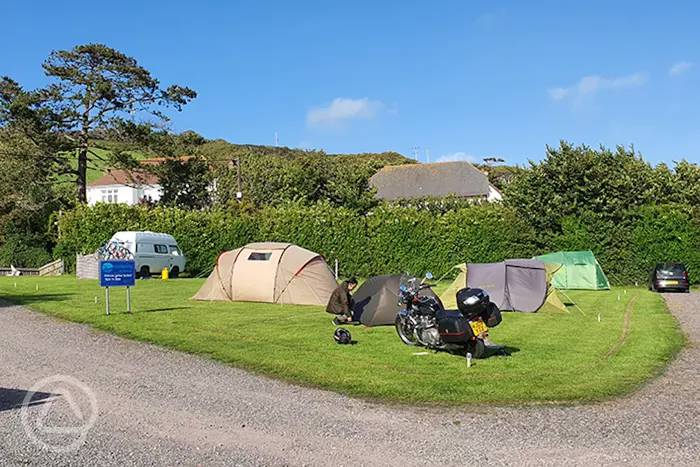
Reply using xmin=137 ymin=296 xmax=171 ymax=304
xmin=231 ymin=248 xmax=283 ymax=302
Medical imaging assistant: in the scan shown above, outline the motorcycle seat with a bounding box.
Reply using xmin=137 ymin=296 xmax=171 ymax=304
xmin=437 ymin=309 xmax=464 ymax=320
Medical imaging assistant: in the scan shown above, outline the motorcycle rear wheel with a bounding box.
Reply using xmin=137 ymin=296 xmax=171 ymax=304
xmin=395 ymin=315 xmax=418 ymax=346
xmin=468 ymin=338 xmax=486 ymax=359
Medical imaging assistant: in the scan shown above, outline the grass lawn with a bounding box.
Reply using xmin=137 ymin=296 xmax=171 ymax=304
xmin=0 ymin=276 xmax=684 ymax=405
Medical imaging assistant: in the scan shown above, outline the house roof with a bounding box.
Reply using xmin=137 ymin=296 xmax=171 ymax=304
xmin=88 ymin=169 xmax=160 ymax=187
xmin=369 ymin=161 xmax=491 ymax=200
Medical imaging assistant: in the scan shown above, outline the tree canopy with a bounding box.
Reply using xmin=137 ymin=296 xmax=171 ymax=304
xmin=504 ymin=141 xmax=700 ymax=233
xmin=1 ymin=43 xmax=196 ymax=203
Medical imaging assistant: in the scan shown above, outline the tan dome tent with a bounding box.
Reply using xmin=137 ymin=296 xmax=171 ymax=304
xmin=193 ymin=242 xmax=337 ymax=306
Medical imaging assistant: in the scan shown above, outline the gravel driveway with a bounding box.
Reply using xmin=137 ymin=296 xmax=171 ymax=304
xmin=0 ymin=293 xmax=697 ymax=466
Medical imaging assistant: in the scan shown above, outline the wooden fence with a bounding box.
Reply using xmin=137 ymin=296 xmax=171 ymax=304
xmin=76 ymin=254 xmax=100 ymax=280
xmin=0 ymin=259 xmax=65 ymax=277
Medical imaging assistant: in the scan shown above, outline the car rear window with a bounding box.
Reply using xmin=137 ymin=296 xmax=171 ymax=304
xmin=656 ymin=263 xmax=686 ymax=276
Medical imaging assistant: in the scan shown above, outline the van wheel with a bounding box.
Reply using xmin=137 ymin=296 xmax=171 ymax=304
xmin=139 ymin=266 xmax=150 ymax=279
xmin=170 ymin=266 xmax=179 ymax=279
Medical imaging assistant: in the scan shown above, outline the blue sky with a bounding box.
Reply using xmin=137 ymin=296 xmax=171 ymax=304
xmin=2 ymin=1 xmax=699 ymax=165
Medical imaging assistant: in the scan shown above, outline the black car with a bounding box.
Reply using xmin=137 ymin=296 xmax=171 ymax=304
xmin=649 ymin=262 xmax=690 ymax=293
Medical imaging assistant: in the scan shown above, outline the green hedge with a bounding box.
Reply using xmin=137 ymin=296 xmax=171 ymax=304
xmin=54 ymin=204 xmax=257 ymax=274
xmin=545 ymin=205 xmax=700 ymax=284
xmin=55 ymin=203 xmax=536 ymax=278
xmin=629 ymin=205 xmax=700 ymax=283
xmin=55 ymin=202 xmax=700 ymax=283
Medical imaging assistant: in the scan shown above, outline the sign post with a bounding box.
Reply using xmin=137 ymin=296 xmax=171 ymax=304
xmin=99 ymin=260 xmax=136 ymax=316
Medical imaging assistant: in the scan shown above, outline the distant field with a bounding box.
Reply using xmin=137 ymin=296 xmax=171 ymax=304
xmin=0 ymin=276 xmax=684 ymax=405
xmin=60 ymin=145 xmax=149 ymax=183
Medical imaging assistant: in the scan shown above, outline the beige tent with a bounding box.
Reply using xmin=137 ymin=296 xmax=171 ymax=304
xmin=440 ymin=264 xmax=467 ymax=309
xmin=193 ymin=242 xmax=337 ymax=306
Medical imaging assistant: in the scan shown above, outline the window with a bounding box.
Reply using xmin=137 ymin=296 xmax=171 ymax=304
xmin=154 ymin=244 xmax=169 ymax=254
xmin=101 ymin=189 xmax=119 ymax=203
xmin=656 ymin=263 xmax=686 ymax=277
xmin=248 ymin=252 xmax=272 ymax=261
xmin=169 ymin=245 xmax=181 ymax=256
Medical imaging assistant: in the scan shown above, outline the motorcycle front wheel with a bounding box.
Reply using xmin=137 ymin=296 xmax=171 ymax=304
xmin=395 ymin=315 xmax=418 ymax=346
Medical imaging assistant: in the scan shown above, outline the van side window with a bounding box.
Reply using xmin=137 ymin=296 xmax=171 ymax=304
xmin=169 ymin=245 xmax=181 ymax=256
xmin=154 ymin=244 xmax=168 ymax=254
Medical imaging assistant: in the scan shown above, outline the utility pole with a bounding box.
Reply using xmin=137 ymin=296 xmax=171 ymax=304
xmin=236 ymin=158 xmax=242 ymax=201
xmin=228 ymin=158 xmax=243 ymax=201
xmin=411 ymin=146 xmax=420 ymax=162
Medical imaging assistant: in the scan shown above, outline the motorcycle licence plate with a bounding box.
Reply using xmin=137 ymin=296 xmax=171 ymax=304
xmin=470 ymin=320 xmax=488 ymax=337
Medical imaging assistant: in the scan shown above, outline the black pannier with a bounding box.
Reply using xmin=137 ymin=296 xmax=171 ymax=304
xmin=437 ymin=312 xmax=474 ymax=344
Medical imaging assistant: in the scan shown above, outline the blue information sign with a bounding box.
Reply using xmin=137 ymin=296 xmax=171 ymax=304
xmin=99 ymin=260 xmax=136 ymax=287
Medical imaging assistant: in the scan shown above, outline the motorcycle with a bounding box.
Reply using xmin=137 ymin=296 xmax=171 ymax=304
xmin=394 ymin=273 xmax=503 ymax=359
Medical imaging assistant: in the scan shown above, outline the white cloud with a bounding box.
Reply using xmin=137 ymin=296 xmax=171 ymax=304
xmin=436 ymin=152 xmax=477 ymax=163
xmin=548 ymin=87 xmax=569 ymax=101
xmin=549 ymin=72 xmax=648 ymax=102
xmin=306 ymin=97 xmax=384 ymax=127
xmin=669 ymin=61 xmax=693 ymax=77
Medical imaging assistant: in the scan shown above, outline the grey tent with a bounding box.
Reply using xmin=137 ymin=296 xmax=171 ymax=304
xmin=353 ymin=274 xmax=441 ymax=326
xmin=467 ymin=259 xmax=547 ymax=312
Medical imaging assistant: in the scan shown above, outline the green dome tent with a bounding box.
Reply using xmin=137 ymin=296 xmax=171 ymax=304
xmin=535 ymin=250 xmax=610 ymax=290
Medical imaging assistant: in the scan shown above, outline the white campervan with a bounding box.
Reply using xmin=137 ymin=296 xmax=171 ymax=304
xmin=109 ymin=231 xmax=186 ymax=278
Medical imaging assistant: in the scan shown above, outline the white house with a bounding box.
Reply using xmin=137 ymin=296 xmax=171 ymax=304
xmin=87 ymin=170 xmax=162 ymax=206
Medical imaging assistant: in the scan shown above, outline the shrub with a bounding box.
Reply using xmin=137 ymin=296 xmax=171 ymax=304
xmin=0 ymin=237 xmax=52 ymax=268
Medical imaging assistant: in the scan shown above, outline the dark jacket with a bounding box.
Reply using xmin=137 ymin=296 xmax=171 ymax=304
xmin=326 ymin=281 xmax=353 ymax=315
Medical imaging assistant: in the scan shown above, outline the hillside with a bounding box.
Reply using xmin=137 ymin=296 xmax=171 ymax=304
xmin=87 ymin=137 xmax=413 ymax=177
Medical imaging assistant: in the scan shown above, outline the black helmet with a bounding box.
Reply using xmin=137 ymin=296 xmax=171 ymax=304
xmin=456 ymin=287 xmax=490 ymax=316
xmin=333 ymin=328 xmax=352 ymax=345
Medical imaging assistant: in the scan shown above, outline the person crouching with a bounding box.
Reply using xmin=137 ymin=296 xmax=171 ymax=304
xmin=327 ymin=277 xmax=358 ymax=325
